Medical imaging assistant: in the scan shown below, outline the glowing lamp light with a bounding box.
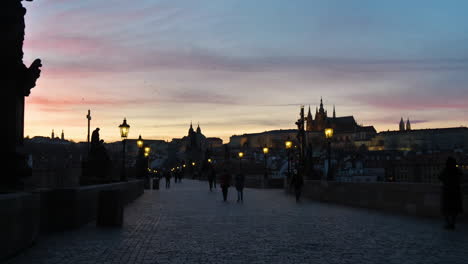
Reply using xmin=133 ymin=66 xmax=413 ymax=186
xmin=137 ymin=135 xmax=144 ymax=148
xmin=144 ymin=146 xmax=151 ymax=155
xmin=144 ymin=152 xmax=149 ymax=157
xmin=183 ymin=164 xmax=186 ymax=168
xmin=238 ymin=152 xmax=244 ymax=158
xmin=119 ymin=118 xmax=130 ymax=139
xmin=324 ymin=128 xmax=334 ymax=139
xmin=192 ymin=162 xmax=196 ymax=166
xmin=208 ymin=158 xmax=212 ymax=163
xmin=285 ymin=140 xmax=293 ymax=149
xmin=263 ymin=147 xmax=269 ymax=154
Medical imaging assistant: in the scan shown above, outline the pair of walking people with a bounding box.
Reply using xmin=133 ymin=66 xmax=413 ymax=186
xmin=219 ymin=169 xmax=245 ymax=202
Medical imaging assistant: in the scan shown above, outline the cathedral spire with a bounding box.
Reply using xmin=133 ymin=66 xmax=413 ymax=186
xmin=61 ymin=130 xmax=64 ymax=140
xmin=51 ymin=129 xmax=55 ymax=139
xmin=188 ymin=121 xmax=194 ymax=134
xmin=196 ymin=122 xmax=201 ymax=133
xmin=333 ymin=105 xmax=336 ymax=118
xmin=406 ymin=118 xmax=411 ymax=131
xmin=307 ymin=105 xmax=312 ymax=118
xmin=399 ymin=117 xmax=405 ymax=131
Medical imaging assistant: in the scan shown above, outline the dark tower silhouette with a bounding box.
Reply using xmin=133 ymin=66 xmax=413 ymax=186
xmin=51 ymin=129 xmax=55 ymax=139
xmin=4 ymin=0 xmax=42 ymax=190
xmin=61 ymin=130 xmax=64 ymax=140
xmin=399 ymin=117 xmax=405 ymax=131
xmin=306 ymin=106 xmax=313 ymax=131
xmin=333 ymin=105 xmax=336 ymax=119
xmin=406 ymin=118 xmax=411 ymax=131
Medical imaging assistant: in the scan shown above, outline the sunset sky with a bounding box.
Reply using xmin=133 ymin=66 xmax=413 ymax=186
xmin=23 ymin=0 xmax=468 ymax=143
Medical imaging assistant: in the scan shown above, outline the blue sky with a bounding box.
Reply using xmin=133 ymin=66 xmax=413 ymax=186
xmin=23 ymin=0 xmax=468 ymax=142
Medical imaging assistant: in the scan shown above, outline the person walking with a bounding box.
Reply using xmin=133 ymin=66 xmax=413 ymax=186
xmin=291 ymin=171 xmax=303 ymax=202
xmin=220 ymin=169 xmax=231 ymax=202
xmin=439 ymin=157 xmax=463 ymax=230
xmin=235 ymin=173 xmax=245 ymax=202
xmin=208 ymin=168 xmax=216 ymax=191
xmin=165 ymin=170 xmax=171 ymax=189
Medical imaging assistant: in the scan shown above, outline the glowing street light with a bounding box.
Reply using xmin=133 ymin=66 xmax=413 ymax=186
xmin=118 ymin=118 xmax=130 ymax=181
xmin=238 ymin=151 xmax=244 ymax=173
xmin=137 ymin=135 xmax=144 ymax=149
xmin=119 ymin=118 xmax=130 ymax=139
xmin=325 ymin=128 xmax=334 ymax=139
xmin=285 ymin=137 xmax=293 ymax=178
xmin=263 ymin=146 xmax=269 ymax=180
xmin=324 ymin=128 xmax=334 ymax=181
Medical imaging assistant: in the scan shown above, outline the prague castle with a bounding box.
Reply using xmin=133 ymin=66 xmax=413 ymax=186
xmin=230 ymin=98 xmax=377 ymax=149
xmin=229 ymin=98 xmax=468 ymax=152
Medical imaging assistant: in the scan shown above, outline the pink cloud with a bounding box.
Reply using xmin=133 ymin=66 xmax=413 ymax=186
xmin=27 ymin=96 xmax=154 ymax=107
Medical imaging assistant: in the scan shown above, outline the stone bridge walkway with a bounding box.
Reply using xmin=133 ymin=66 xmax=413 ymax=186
xmin=6 ymin=180 xmax=468 ymax=264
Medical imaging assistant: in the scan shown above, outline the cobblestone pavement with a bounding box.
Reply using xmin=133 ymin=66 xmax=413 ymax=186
xmin=6 ymin=180 xmax=468 ymax=264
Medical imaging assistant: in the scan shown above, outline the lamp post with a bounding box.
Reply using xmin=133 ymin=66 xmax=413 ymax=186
xmin=136 ymin=135 xmax=145 ymax=179
xmin=137 ymin=135 xmax=144 ymax=149
xmin=119 ymin=118 xmax=130 ymax=181
xmin=324 ymin=128 xmax=334 ymax=181
xmin=144 ymin=145 xmax=151 ymax=171
xmin=262 ymin=146 xmax=269 ymax=180
xmin=238 ymin=151 xmax=244 ymax=173
xmin=285 ymin=137 xmax=293 ymax=178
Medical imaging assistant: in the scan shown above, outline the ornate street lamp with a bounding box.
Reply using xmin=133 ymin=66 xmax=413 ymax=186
xmin=324 ymin=128 xmax=334 ymax=181
xmin=263 ymin=146 xmax=269 ymax=179
xmin=144 ymin=145 xmax=151 ymax=155
xmin=144 ymin=145 xmax=151 ymax=174
xmin=238 ymin=151 xmax=244 ymax=173
xmin=285 ymin=137 xmax=293 ymax=179
xmin=136 ymin=135 xmax=145 ymax=179
xmin=119 ymin=118 xmax=130 ymax=181
xmin=137 ymin=135 xmax=144 ymax=149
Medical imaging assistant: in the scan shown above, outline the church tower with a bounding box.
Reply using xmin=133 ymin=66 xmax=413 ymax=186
xmin=306 ymin=106 xmax=313 ymax=131
xmin=188 ymin=121 xmax=194 ymax=135
xmin=61 ymin=130 xmax=64 ymax=140
xmin=406 ymin=118 xmax=411 ymax=131
xmin=196 ymin=123 xmax=201 ymax=134
xmin=333 ymin=105 xmax=336 ymax=119
xmin=314 ymin=97 xmax=328 ymax=131
xmin=51 ymin=129 xmax=55 ymax=139
xmin=399 ymin=117 xmax=405 ymax=131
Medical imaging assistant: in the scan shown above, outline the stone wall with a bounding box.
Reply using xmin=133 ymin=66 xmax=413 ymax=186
xmin=297 ymin=181 xmax=467 ymax=220
xmin=37 ymin=180 xmax=144 ymax=232
xmin=0 ymin=180 xmax=144 ymax=260
xmin=0 ymin=192 xmax=40 ymax=261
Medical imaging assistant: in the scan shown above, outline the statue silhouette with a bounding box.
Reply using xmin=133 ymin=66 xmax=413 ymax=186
xmin=82 ymin=128 xmax=112 ymax=184
xmin=4 ymin=0 xmax=42 ymax=190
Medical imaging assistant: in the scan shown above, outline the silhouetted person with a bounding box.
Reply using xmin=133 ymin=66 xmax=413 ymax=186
xmin=439 ymin=157 xmax=463 ymax=230
xmin=220 ymin=169 xmax=231 ymax=202
xmin=165 ymin=170 xmax=171 ymax=189
xmin=208 ymin=168 xmax=216 ymax=191
xmin=235 ymin=173 xmax=245 ymax=202
xmin=291 ymin=172 xmax=304 ymax=202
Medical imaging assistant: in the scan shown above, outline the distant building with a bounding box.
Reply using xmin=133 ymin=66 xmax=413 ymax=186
xmin=229 ymin=98 xmax=377 ymax=149
xmin=368 ymin=127 xmax=468 ymax=152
